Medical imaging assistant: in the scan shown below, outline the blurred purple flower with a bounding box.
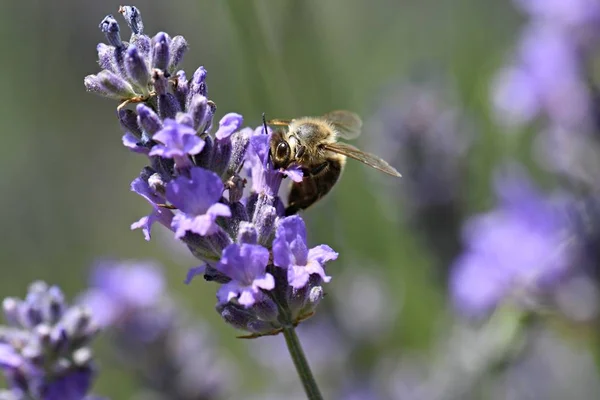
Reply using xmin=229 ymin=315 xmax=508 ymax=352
xmin=450 ymin=166 xmax=575 ymax=317
xmin=273 ymin=216 xmax=336 ymax=289
xmin=0 ymin=282 xmax=101 ymax=400
xmin=166 ymin=167 xmax=231 ymax=238
xmin=81 ymin=260 xmax=235 ymax=399
xmin=80 ymin=260 xmax=164 ymax=327
xmin=215 ymin=244 xmax=274 ymax=307
xmin=514 ymin=0 xmax=600 ymax=28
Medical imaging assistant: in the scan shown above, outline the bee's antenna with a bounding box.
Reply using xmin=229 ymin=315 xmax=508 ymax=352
xmin=262 ymin=112 xmax=268 ymax=135
xmin=263 ymin=112 xmax=273 ymax=167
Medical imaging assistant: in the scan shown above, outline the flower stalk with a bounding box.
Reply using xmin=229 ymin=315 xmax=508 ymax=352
xmin=282 ymin=324 xmax=323 ymax=400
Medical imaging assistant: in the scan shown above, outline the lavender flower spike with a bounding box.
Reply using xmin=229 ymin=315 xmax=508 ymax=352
xmin=86 ymin=6 xmax=337 ymax=342
xmin=450 ymin=164 xmax=575 ymax=317
xmin=166 ymin=167 xmax=231 ymax=238
xmin=273 ymin=216 xmax=337 ymax=289
xmin=215 ymin=243 xmax=274 ymax=307
xmin=0 ymin=282 xmax=102 ymax=400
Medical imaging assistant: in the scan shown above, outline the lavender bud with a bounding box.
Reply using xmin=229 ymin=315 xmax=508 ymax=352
xmin=44 ymin=286 xmax=65 ymax=324
xmin=173 ymin=70 xmax=188 ymax=110
xmin=168 ymin=35 xmax=188 ymax=73
xmin=118 ymin=108 xmax=142 ymax=138
xmin=96 ymin=43 xmax=114 ymax=72
xmin=255 ymin=203 xmax=277 ymax=246
xmin=175 ymin=112 xmax=194 ymax=127
xmin=188 ymin=94 xmax=208 ymax=132
xmin=237 ymin=222 xmax=258 ymax=244
xmin=300 ymin=285 xmax=324 ymax=316
xmin=125 ymin=45 xmax=150 ymax=91
xmin=151 ymin=32 xmax=171 ymax=72
xmin=2 ymin=298 xmax=20 ymax=327
xmin=84 ymin=70 xmax=136 ymax=99
xmin=212 ymin=138 xmax=232 ymax=176
xmin=217 ymin=303 xmax=264 ymax=333
xmin=188 ymin=66 xmax=207 ymax=105
xmin=158 ymin=94 xmax=181 ymax=120
xmin=0 ymin=281 xmax=101 ymax=398
xmin=193 ymin=135 xmax=213 ymax=168
xmin=131 ymin=33 xmax=151 ymax=58
xmin=99 ymin=15 xmax=122 ymax=48
xmin=252 ymin=298 xmax=279 ymax=322
xmin=207 ymin=230 xmax=233 ymax=256
xmin=136 ymin=104 xmax=163 ymax=136
xmin=204 ymin=100 xmax=217 ymax=132
xmin=227 ymin=130 xmax=250 ymax=175
xmin=119 ymin=5 xmax=144 ymax=35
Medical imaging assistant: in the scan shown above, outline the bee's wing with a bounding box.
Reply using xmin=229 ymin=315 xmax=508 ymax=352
xmin=267 ymin=118 xmax=293 ymax=127
xmin=322 ymin=110 xmax=362 ymax=140
xmin=323 ymin=141 xmax=402 ymax=177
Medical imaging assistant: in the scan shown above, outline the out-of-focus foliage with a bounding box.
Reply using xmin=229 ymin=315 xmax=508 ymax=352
xmin=2 ymin=0 xmax=600 ymax=399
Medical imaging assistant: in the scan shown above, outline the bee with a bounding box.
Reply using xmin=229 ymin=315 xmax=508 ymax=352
xmin=267 ymin=110 xmax=401 ymax=215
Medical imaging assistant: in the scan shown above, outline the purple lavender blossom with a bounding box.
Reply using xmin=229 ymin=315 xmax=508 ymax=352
xmin=215 ymin=113 xmax=243 ymax=140
xmin=215 ymin=244 xmax=274 ymax=307
xmin=273 ymin=216 xmax=336 ymax=289
xmin=85 ymin=5 xmax=336 ymax=336
xmin=149 ymin=119 xmax=205 ymax=163
xmin=0 ymin=282 xmax=102 ymax=400
xmin=166 ymin=167 xmax=231 ymax=238
xmin=450 ymin=165 xmax=575 ymax=317
xmin=130 ymin=174 xmax=174 ymax=241
xmin=80 ymin=260 xmax=234 ymax=399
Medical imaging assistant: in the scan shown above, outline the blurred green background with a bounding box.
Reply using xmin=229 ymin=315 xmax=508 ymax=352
xmin=0 ymin=0 xmax=535 ymax=398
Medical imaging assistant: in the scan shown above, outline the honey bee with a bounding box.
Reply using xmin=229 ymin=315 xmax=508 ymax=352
xmin=267 ymin=110 xmax=401 ymax=215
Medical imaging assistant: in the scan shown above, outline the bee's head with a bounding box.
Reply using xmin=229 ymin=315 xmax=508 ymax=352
xmin=269 ymin=130 xmax=292 ymax=169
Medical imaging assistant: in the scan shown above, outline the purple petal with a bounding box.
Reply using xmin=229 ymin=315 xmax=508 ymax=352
xmin=185 ymin=265 xmax=206 ymax=284
xmin=307 ymin=245 xmax=338 ymax=265
xmin=131 ymin=215 xmax=154 ymax=241
xmin=288 ymin=265 xmax=311 ymax=289
xmin=207 ymin=202 xmax=232 ymax=218
xmin=215 ymin=244 xmax=269 ymax=284
xmin=131 ymin=176 xmax=163 ymax=205
xmin=131 ymin=208 xmax=173 ymax=240
xmin=238 ymin=287 xmax=259 ymax=307
xmin=0 ymin=343 xmax=23 ymax=368
xmin=282 ymin=165 xmax=304 ymax=182
xmin=150 ymin=119 xmax=204 ymax=157
xmin=253 ymin=273 xmax=275 ymax=291
xmin=122 ymin=133 xmax=150 ymax=155
xmin=215 ymin=113 xmax=243 ymax=140
xmin=272 ymin=234 xmax=292 ymax=268
xmin=217 ymin=282 xmax=240 ymax=304
xmin=172 ymin=213 xmax=218 ymax=238
xmin=166 ymin=167 xmax=224 ymax=215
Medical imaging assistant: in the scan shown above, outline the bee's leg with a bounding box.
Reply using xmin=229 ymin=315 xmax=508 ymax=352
xmin=285 ymin=160 xmax=342 ymax=215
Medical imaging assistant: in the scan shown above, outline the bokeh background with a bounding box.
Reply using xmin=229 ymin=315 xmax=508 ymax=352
xmin=2 ymin=0 xmax=600 ymax=399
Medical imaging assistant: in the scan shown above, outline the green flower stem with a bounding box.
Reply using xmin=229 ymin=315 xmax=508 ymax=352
xmin=282 ymin=324 xmax=323 ymax=400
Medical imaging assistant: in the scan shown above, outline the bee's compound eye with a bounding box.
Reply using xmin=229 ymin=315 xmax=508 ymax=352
xmin=276 ymin=141 xmax=290 ymax=160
